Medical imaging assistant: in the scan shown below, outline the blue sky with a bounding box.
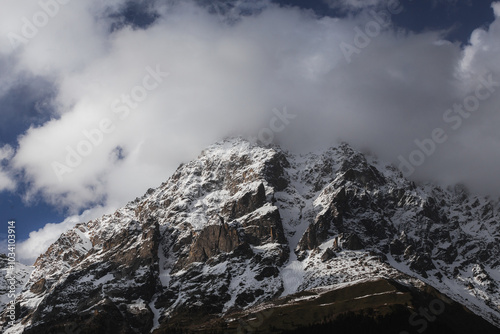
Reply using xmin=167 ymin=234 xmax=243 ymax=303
xmin=1 ymin=0 xmax=499 ymax=263
xmin=275 ymin=0 xmax=496 ymax=41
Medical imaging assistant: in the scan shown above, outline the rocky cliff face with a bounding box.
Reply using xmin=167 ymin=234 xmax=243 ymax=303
xmin=2 ymin=138 xmax=500 ymax=333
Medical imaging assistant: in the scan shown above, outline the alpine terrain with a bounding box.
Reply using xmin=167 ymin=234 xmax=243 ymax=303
xmin=1 ymin=138 xmax=500 ymax=333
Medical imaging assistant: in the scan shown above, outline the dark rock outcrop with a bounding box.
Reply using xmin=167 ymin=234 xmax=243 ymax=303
xmin=321 ymin=248 xmax=336 ymax=262
xmin=185 ymin=223 xmax=240 ymax=265
xmin=341 ymin=233 xmax=364 ymax=250
xmin=222 ymin=183 xmax=266 ymax=220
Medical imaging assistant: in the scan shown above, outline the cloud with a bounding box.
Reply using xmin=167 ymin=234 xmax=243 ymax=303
xmin=323 ymin=0 xmax=386 ymax=11
xmin=0 ymin=145 xmax=14 ymax=161
xmin=0 ymin=145 xmax=16 ymax=191
xmin=0 ymin=172 xmax=15 ymax=192
xmin=0 ymin=0 xmax=500 ymax=260
xmin=8 ymin=0 xmax=356 ymax=211
xmin=16 ymin=205 xmax=116 ymax=264
xmin=493 ymin=2 xmax=500 ymax=17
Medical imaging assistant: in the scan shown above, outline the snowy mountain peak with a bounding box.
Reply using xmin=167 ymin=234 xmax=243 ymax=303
xmin=2 ymin=138 xmax=500 ymax=333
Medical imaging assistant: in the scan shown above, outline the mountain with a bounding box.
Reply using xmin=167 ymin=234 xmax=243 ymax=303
xmin=1 ymin=138 xmax=500 ymax=333
xmin=0 ymin=254 xmax=33 ymax=318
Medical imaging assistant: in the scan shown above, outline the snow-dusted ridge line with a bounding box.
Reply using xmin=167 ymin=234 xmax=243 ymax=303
xmin=2 ymin=138 xmax=500 ymax=332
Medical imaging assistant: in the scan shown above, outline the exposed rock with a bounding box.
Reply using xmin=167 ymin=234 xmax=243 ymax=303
xmin=409 ymin=254 xmax=436 ymax=278
xmin=238 ymin=206 xmax=287 ymax=246
xmin=403 ymin=245 xmax=414 ymax=259
xmin=222 ymin=183 xmax=266 ymax=220
xmin=255 ymin=266 xmax=280 ymax=281
xmin=263 ymin=151 xmax=290 ymax=191
xmin=340 ymin=233 xmax=364 ymax=250
xmin=30 ymin=278 xmax=46 ymax=295
xmin=297 ymin=191 xmax=346 ymax=252
xmin=321 ymin=248 xmax=336 ymax=262
xmin=341 ymin=167 xmax=385 ymax=189
xmin=421 ymin=196 xmax=442 ymax=222
xmin=183 ymin=223 xmax=240 ymax=266
xmin=389 ymin=239 xmax=405 ymax=256
xmin=332 ymin=236 xmax=340 ymax=251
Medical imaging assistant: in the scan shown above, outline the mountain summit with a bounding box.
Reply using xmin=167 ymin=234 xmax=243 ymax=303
xmin=2 ymin=138 xmax=500 ymax=333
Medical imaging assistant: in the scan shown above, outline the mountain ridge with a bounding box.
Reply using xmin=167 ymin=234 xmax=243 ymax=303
xmin=2 ymin=138 xmax=500 ymax=333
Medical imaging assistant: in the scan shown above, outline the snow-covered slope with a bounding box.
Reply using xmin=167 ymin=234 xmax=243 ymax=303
xmin=0 ymin=254 xmax=33 ymax=315
xmin=2 ymin=138 xmax=500 ymax=333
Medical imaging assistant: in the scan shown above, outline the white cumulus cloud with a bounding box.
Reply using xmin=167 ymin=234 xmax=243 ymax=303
xmin=1 ymin=0 xmax=500 ymax=262
xmin=16 ymin=205 xmax=116 ymax=264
